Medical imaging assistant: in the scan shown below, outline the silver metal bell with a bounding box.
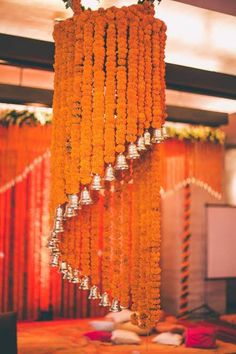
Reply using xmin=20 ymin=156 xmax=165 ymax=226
xmin=91 ymin=174 xmax=102 ymax=191
xmin=59 ymin=261 xmax=67 ymax=273
xmin=66 ymin=271 xmax=73 ymax=282
xmin=88 ymin=285 xmax=100 ymax=300
xmin=79 ymin=187 xmax=93 ymax=205
xmin=51 ymin=254 xmax=59 ymax=267
xmin=68 ymin=194 xmax=80 ymax=210
xmin=64 ymin=204 xmax=77 ymax=218
xmin=47 ymin=231 xmax=59 ymax=249
xmin=64 ymin=265 xmax=73 ymax=281
xmin=53 ymin=219 xmax=64 ymax=233
xmin=71 ymin=269 xmax=80 ymax=283
xmin=104 ymin=164 xmax=116 ymax=182
xmin=51 ymin=231 xmax=58 ymax=240
xmin=62 ymin=270 xmax=69 ymax=280
xmin=109 ymin=298 xmax=122 ymax=312
xmin=99 ymin=292 xmax=110 ymax=307
xmin=137 ymin=136 xmax=147 ymax=152
xmin=55 ymin=205 xmax=64 ymax=220
xmin=152 ymin=128 xmax=164 ymax=143
xmin=79 ymin=276 xmax=90 ymax=290
xmin=161 ymin=125 xmax=168 ymax=139
xmin=47 ymin=238 xmax=57 ymax=249
xmin=115 ymin=153 xmax=129 ymax=170
xmin=51 ymin=246 xmax=60 ymax=256
xmin=126 ymin=143 xmax=140 ymax=160
xmin=144 ymin=130 xmax=151 ymax=146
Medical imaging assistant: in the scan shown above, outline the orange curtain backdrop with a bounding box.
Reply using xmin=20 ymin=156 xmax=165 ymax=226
xmin=160 ymin=139 xmax=223 ymax=195
xmin=0 ymin=126 xmax=51 ymax=188
xmin=0 ymin=126 xmax=224 ymax=320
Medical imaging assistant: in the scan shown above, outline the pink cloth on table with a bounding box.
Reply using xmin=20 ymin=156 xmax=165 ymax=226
xmin=84 ymin=331 xmax=112 ymax=342
xmin=185 ymin=326 xmax=217 ymax=349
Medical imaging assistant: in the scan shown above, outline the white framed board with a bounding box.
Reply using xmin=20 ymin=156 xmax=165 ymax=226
xmin=206 ymin=205 xmax=236 ymax=279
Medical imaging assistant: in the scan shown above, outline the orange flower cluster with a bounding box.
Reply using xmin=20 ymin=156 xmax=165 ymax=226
xmin=126 ymin=18 xmax=139 ymax=143
xmin=51 ymin=1 xmax=167 ymax=326
xmin=152 ymin=20 xmax=162 ymax=129
xmin=116 ymin=14 xmax=128 ymax=154
xmin=104 ymin=20 xmax=116 ymax=164
xmin=137 ymin=24 xmax=146 ymax=136
xmin=92 ymin=17 xmax=106 ymax=176
xmin=160 ymin=22 xmax=167 ymax=126
xmin=144 ymin=21 xmax=153 ymax=129
xmin=80 ymin=21 xmax=94 ymax=185
xmin=90 ymin=195 xmax=100 ymax=286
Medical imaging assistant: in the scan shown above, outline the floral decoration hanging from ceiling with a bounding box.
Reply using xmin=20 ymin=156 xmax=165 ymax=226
xmin=50 ymin=0 xmax=167 ymax=328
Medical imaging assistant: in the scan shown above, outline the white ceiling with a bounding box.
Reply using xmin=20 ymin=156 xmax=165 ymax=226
xmin=1 ymin=0 xmax=236 ymax=76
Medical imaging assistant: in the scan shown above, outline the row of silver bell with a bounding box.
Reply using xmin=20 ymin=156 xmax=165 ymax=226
xmin=51 ymin=126 xmax=168 ymax=230
xmin=92 ymin=126 xmax=168 ymax=184
xmin=50 ymin=256 xmax=121 ymax=311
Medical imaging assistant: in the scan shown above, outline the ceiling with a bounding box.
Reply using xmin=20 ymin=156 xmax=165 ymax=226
xmin=1 ymin=0 xmax=236 ymax=75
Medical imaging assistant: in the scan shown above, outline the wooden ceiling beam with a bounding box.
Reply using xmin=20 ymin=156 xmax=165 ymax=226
xmin=0 ymin=84 xmax=53 ymax=107
xmin=167 ymin=105 xmax=228 ymax=127
xmin=1 ymin=34 xmax=236 ymax=100
xmin=0 ymin=34 xmax=53 ymax=71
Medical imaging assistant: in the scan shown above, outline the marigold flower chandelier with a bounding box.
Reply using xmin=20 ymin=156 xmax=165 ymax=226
xmin=49 ymin=0 xmax=167 ymax=327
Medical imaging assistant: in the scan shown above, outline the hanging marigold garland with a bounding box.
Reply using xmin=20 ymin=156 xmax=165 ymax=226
xmin=116 ymin=13 xmax=128 ymax=154
xmin=126 ymin=16 xmax=139 ymax=144
xmin=50 ymin=0 xmax=167 ymax=327
xmin=92 ymin=15 xmax=106 ymax=177
xmin=137 ymin=24 xmax=146 ymax=137
xmin=80 ymin=20 xmax=94 ymax=186
xmin=104 ymin=19 xmax=116 ymax=164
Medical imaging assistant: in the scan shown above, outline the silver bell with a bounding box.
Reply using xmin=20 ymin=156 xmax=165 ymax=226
xmin=55 ymin=205 xmax=64 ymax=220
xmin=62 ymin=270 xmax=69 ymax=280
xmin=53 ymin=219 xmax=64 ymax=233
xmin=64 ymin=204 xmax=77 ymax=218
xmin=104 ymin=164 xmax=116 ymax=182
xmin=88 ymin=285 xmax=100 ymax=300
xmin=99 ymin=292 xmax=110 ymax=307
xmin=144 ymin=130 xmax=151 ymax=146
xmin=79 ymin=187 xmax=93 ymax=205
xmin=91 ymin=174 xmax=102 ymax=191
xmin=152 ymin=128 xmax=164 ymax=143
xmin=51 ymin=231 xmax=58 ymax=240
xmin=51 ymin=245 xmax=60 ymax=256
xmin=64 ymin=265 xmax=73 ymax=281
xmin=59 ymin=261 xmax=67 ymax=273
xmin=51 ymin=254 xmax=59 ymax=267
xmin=137 ymin=136 xmax=147 ymax=152
xmin=126 ymin=143 xmax=140 ymax=160
xmin=71 ymin=269 xmax=80 ymax=283
xmin=47 ymin=238 xmax=57 ymax=249
xmin=161 ymin=125 xmax=168 ymax=139
xmin=79 ymin=276 xmax=90 ymax=290
xmin=115 ymin=153 xmax=129 ymax=170
xmin=47 ymin=231 xmax=59 ymax=249
xmin=109 ymin=298 xmax=122 ymax=312
xmin=66 ymin=271 xmax=73 ymax=282
xmin=68 ymin=194 xmax=80 ymax=210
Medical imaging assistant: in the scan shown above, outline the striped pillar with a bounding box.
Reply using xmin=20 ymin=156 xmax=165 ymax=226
xmin=179 ymin=183 xmax=191 ymax=318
